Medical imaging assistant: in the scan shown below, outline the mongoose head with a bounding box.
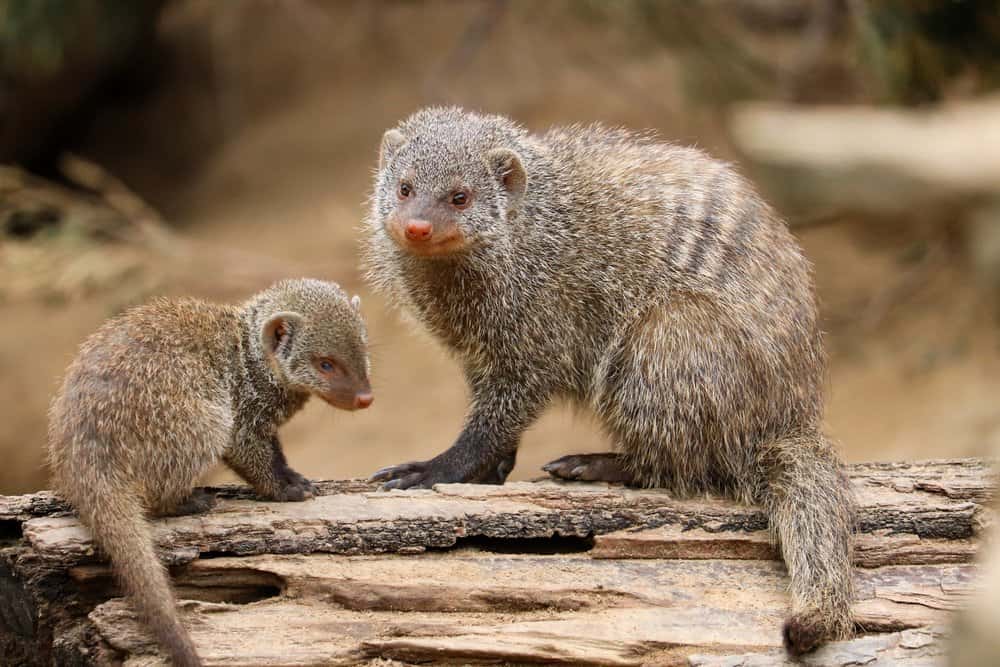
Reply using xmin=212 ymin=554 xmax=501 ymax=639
xmin=250 ymin=279 xmax=373 ymax=410
xmin=372 ymin=107 xmax=528 ymax=259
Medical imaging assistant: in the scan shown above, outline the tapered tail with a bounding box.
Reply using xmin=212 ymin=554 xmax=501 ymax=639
xmin=759 ymin=429 xmax=855 ymax=655
xmin=79 ymin=484 xmax=202 ymax=667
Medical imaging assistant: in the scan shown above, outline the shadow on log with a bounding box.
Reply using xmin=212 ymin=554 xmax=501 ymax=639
xmin=0 ymin=458 xmax=993 ymax=665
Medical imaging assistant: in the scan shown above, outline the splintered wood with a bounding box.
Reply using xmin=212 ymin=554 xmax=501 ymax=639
xmin=0 ymin=459 xmax=993 ymax=666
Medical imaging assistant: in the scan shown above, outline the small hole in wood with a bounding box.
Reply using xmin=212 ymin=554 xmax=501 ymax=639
xmin=446 ymin=534 xmax=595 ymax=555
xmin=174 ymin=568 xmax=285 ymax=605
xmin=197 ymin=549 xmax=240 ymax=560
xmin=0 ymin=519 xmax=23 ymax=542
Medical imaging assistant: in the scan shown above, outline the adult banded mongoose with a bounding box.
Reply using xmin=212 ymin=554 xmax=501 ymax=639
xmin=47 ymin=279 xmax=373 ymax=667
xmin=364 ymin=107 xmax=854 ymax=654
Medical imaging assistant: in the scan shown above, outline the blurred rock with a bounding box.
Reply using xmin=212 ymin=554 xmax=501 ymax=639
xmin=730 ymin=97 xmax=1000 ymax=220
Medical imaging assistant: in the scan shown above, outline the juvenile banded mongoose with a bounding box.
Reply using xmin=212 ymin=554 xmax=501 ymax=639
xmin=47 ymin=279 xmax=373 ymax=667
xmin=364 ymin=107 xmax=854 ymax=654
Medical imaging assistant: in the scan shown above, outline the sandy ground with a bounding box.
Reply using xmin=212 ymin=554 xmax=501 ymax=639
xmin=1 ymin=1 xmax=997 ymax=494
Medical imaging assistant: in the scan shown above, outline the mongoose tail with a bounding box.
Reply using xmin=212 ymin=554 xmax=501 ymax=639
xmin=761 ymin=430 xmax=855 ymax=654
xmin=545 ymin=433 xmax=855 ymax=653
xmin=78 ymin=474 xmax=202 ymax=667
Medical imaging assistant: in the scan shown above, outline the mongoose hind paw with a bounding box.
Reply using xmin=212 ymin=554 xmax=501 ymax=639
xmin=542 ymin=453 xmax=634 ymax=484
xmin=160 ymin=489 xmax=216 ymax=517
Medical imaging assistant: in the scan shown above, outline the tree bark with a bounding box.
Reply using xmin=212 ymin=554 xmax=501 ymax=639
xmin=0 ymin=458 xmax=993 ymax=665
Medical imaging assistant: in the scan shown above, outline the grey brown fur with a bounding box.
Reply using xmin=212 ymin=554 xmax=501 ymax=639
xmin=364 ymin=107 xmax=854 ymax=654
xmin=47 ymin=279 xmax=372 ymax=667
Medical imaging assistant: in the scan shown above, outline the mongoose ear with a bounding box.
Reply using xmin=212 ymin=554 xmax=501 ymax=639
xmin=379 ymin=129 xmax=407 ymax=171
xmin=350 ymin=295 xmax=362 ymax=311
xmin=486 ymin=148 xmax=526 ymax=206
xmin=261 ymin=312 xmax=304 ymax=359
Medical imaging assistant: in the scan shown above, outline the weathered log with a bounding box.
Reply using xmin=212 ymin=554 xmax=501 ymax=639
xmin=0 ymin=458 xmax=993 ymax=665
xmin=729 ymin=97 xmax=1000 ymax=226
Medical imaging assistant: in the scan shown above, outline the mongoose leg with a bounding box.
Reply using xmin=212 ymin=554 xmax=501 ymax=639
xmin=478 ymin=450 xmax=518 ymax=484
xmin=153 ymin=489 xmax=217 ymax=517
xmin=542 ymin=453 xmax=635 ymax=484
xmin=372 ymin=379 xmax=542 ymax=489
xmin=225 ymin=435 xmax=316 ymax=501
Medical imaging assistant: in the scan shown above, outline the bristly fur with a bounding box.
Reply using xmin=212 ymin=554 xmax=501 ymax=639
xmin=363 ymin=107 xmax=855 ymax=654
xmin=47 ymin=278 xmax=371 ymax=667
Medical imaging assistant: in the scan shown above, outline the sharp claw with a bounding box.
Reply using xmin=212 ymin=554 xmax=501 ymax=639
xmin=382 ymin=470 xmax=433 ymax=491
xmin=541 ymin=463 xmax=555 ymax=473
xmin=369 ymin=466 xmax=400 ymax=482
xmin=370 ymin=461 xmax=424 ymax=483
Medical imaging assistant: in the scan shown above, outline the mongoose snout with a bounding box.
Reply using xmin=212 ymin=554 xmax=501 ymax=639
xmin=317 ymin=381 xmax=373 ymax=411
xmin=386 ymin=210 xmax=468 ymax=256
xmin=383 ymin=170 xmax=472 ymax=256
xmin=404 ymin=218 xmax=433 ymax=241
xmin=303 ymin=348 xmax=373 ymax=410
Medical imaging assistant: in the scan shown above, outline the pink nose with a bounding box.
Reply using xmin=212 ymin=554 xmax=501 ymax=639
xmin=354 ymin=393 xmax=374 ymax=409
xmin=404 ymin=219 xmax=432 ymax=241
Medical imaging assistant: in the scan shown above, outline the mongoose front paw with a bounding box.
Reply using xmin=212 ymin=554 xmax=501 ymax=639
xmin=542 ymin=453 xmax=634 ymax=484
xmin=269 ymin=477 xmax=316 ymax=502
xmin=281 ymin=466 xmax=314 ymax=489
xmin=370 ymin=460 xmax=432 ymax=489
xmin=477 ymin=451 xmax=517 ymax=485
xmin=370 ymin=460 xmax=462 ymax=490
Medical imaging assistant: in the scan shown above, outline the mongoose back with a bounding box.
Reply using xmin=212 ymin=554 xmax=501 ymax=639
xmin=47 ymin=279 xmax=373 ymax=667
xmin=364 ymin=107 xmax=854 ymax=654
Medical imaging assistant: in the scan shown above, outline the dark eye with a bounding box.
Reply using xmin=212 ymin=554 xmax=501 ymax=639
xmin=398 ymin=182 xmax=412 ymax=199
xmin=316 ymin=358 xmax=342 ymax=376
xmin=451 ymin=191 xmax=469 ymax=208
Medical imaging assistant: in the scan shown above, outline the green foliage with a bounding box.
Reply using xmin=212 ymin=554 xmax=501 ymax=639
xmin=0 ymin=0 xmax=162 ymax=80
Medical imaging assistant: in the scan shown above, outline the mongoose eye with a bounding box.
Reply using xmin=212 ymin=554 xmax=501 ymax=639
xmin=398 ymin=182 xmax=413 ymax=199
xmin=315 ymin=358 xmax=344 ymax=377
xmin=451 ymin=191 xmax=470 ymax=209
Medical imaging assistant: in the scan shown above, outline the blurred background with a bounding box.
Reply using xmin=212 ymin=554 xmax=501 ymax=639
xmin=1 ymin=0 xmax=999 ymax=495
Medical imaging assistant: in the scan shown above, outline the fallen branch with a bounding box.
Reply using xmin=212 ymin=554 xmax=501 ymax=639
xmin=0 ymin=458 xmax=993 ymax=665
